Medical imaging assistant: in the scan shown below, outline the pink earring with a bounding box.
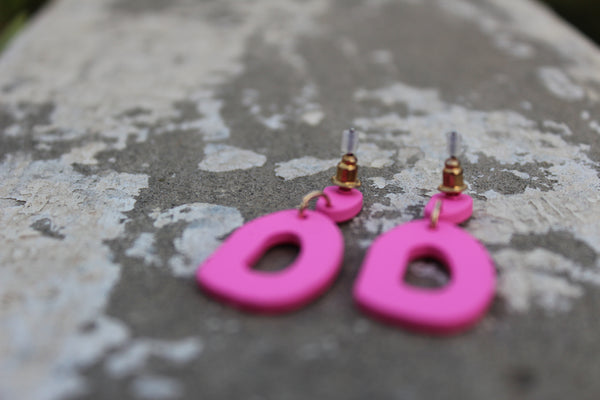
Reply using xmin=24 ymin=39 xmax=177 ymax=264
xmin=197 ymin=128 xmax=363 ymax=313
xmin=353 ymin=132 xmax=496 ymax=335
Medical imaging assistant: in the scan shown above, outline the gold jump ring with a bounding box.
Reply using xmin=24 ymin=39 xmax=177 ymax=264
xmin=429 ymin=200 xmax=442 ymax=229
xmin=298 ymin=191 xmax=331 ymax=218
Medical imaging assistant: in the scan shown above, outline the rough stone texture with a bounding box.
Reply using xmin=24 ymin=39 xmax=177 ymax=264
xmin=1 ymin=0 xmax=600 ymax=399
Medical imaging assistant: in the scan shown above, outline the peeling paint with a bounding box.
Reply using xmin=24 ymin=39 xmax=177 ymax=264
xmin=542 ymin=120 xmax=573 ymax=136
xmin=105 ymin=337 xmax=203 ymax=378
xmin=301 ymin=110 xmax=325 ymax=126
xmin=538 ymin=67 xmax=585 ymax=101
xmin=242 ymin=88 xmax=286 ymax=130
xmin=150 ymin=203 xmax=244 ymax=277
xmin=174 ymin=91 xmax=231 ymax=141
xmin=1 ymin=0 xmax=600 ymax=396
xmin=198 ymin=144 xmax=266 ymax=172
xmin=353 ymin=80 xmax=600 ymax=312
xmin=0 ymin=0 xmax=330 ymax=152
xmin=355 ymin=82 xmax=444 ymax=113
xmin=359 ymin=142 xmax=396 ymax=168
xmin=242 ymin=83 xmax=324 ymax=130
xmin=275 ymin=156 xmax=336 ymax=180
xmin=0 ymin=152 xmax=148 ymax=400
xmin=125 ymin=233 xmax=160 ymax=266
xmin=495 ymin=248 xmax=600 ymax=313
xmin=275 ymin=142 xmax=394 ymax=180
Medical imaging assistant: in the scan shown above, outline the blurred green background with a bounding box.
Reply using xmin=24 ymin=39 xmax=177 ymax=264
xmin=0 ymin=0 xmax=47 ymax=51
xmin=0 ymin=0 xmax=599 ymax=52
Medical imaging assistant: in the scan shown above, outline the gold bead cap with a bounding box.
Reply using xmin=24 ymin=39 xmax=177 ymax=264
xmin=332 ymin=153 xmax=361 ymax=189
xmin=438 ymin=156 xmax=467 ymax=195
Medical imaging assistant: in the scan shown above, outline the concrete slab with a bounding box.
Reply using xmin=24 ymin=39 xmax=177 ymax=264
xmin=1 ymin=0 xmax=600 ymax=399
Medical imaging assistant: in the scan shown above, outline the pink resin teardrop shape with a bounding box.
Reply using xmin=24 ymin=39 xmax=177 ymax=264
xmin=197 ymin=209 xmax=344 ymax=314
xmin=354 ymin=219 xmax=495 ymax=335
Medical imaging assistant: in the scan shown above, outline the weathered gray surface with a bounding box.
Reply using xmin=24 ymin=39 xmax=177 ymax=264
xmin=1 ymin=0 xmax=600 ymax=399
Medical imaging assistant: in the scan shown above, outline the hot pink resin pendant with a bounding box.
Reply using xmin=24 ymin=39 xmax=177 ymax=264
xmin=353 ymin=219 xmax=495 ymax=335
xmin=197 ymin=209 xmax=344 ymax=313
xmin=424 ymin=192 xmax=473 ymax=224
xmin=315 ymin=186 xmax=363 ymax=222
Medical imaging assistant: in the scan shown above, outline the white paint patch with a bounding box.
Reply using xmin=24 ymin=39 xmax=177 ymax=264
xmin=589 ymin=120 xmax=600 ymax=134
xmin=0 ymin=0 xmax=330 ymax=150
xmin=354 ymin=85 xmax=591 ymax=166
xmin=274 ymin=142 xmax=394 ymax=180
xmin=0 ymin=0 xmax=334 ymax=398
xmin=243 ymin=84 xmax=325 ymax=129
xmin=493 ymin=33 xmax=534 ymax=59
xmin=359 ymin=143 xmax=396 ymax=168
xmin=60 ymin=141 xmax=108 ymax=165
xmin=58 ymin=316 xmax=130 ymax=375
xmin=4 ymin=124 xmax=21 ymax=137
xmin=482 ymin=189 xmax=501 ymax=200
xmin=152 ymin=203 xmax=239 ymax=229
xmin=538 ymin=67 xmax=585 ymax=101
xmin=0 ymin=153 xmax=148 ymax=400
xmin=495 ymin=249 xmax=600 ymax=313
xmin=275 ymin=156 xmax=336 ymax=180
xmin=150 ymin=203 xmax=244 ymax=277
xmin=469 ymin=163 xmax=600 ymax=247
xmin=369 ymin=176 xmax=387 ymax=189
xmin=125 ymin=233 xmax=161 ymax=266
xmin=174 ymin=91 xmax=231 ymax=141
xmin=502 ymin=169 xmax=530 ymax=180
xmin=262 ymin=114 xmax=287 ymax=130
xmin=131 ymin=375 xmax=183 ymax=400
xmin=355 ymin=82 xmax=445 ymax=113
xmin=242 ymin=88 xmax=287 ymax=130
xmin=198 ymin=144 xmax=266 ymax=172
xmin=192 ymin=92 xmax=230 ymax=140
xmin=542 ymin=120 xmax=572 ymax=136
xmin=301 ymin=110 xmax=325 ymax=126
xmin=106 ymin=337 xmax=203 ymax=378
xmin=354 ymin=81 xmax=600 ymax=313
xmin=293 ymin=84 xmax=324 ymax=125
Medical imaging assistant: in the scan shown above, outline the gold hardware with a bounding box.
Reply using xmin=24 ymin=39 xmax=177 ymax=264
xmin=298 ymin=191 xmax=331 ymax=218
xmin=438 ymin=156 xmax=467 ymax=195
xmin=332 ymin=153 xmax=361 ymax=190
xmin=429 ymin=200 xmax=442 ymax=228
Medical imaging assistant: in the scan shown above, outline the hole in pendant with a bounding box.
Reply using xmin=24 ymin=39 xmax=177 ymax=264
xmin=403 ymin=257 xmax=450 ymax=289
xmin=252 ymin=243 xmax=301 ymax=272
